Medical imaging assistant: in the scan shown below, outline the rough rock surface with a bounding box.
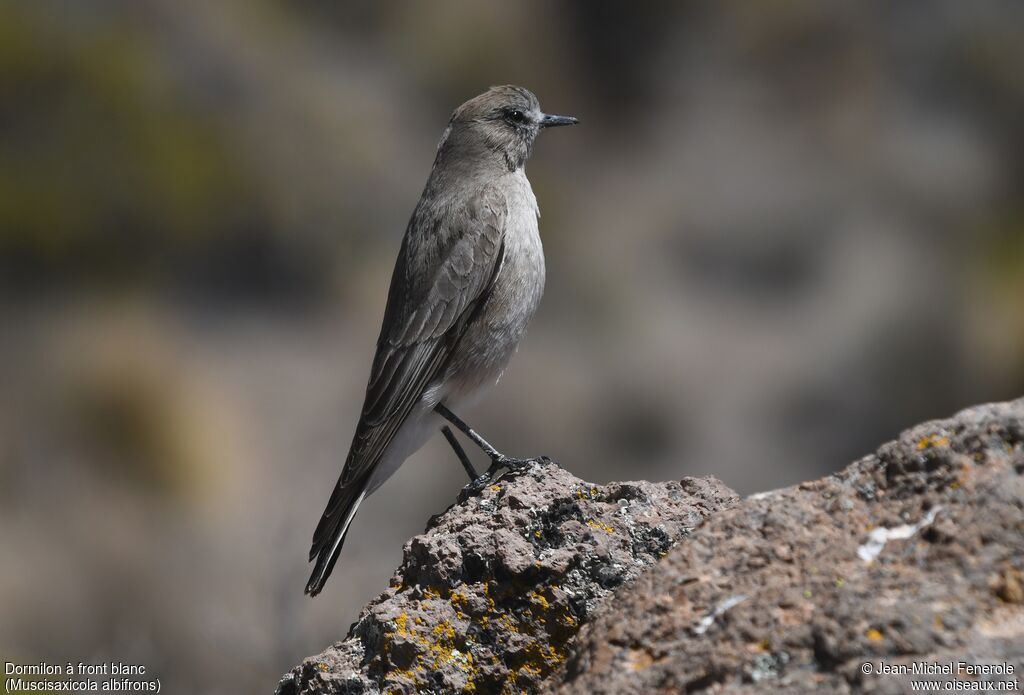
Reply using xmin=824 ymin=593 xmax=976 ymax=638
xmin=555 ymin=399 xmax=1024 ymax=694
xmin=280 ymin=399 xmax=1024 ymax=694
xmin=278 ymin=465 xmax=738 ymax=694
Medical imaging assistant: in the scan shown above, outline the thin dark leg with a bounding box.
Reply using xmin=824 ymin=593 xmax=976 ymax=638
xmin=441 ymin=425 xmax=479 ymax=482
xmin=435 ymin=404 xmax=504 ymax=461
xmin=435 ymin=404 xmax=552 ymax=485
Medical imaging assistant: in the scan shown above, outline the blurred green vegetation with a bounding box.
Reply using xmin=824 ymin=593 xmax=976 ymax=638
xmin=0 ymin=4 xmax=261 ymax=287
xmin=65 ymin=352 xmax=214 ymax=500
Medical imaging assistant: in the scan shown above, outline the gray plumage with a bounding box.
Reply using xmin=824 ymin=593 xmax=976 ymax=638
xmin=306 ymin=86 xmax=576 ymax=596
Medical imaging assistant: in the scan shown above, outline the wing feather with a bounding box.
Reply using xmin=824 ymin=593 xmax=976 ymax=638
xmin=308 ymin=184 xmax=507 ymax=561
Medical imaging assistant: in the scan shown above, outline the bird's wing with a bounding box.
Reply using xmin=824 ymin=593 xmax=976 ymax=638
xmin=347 ymin=183 xmax=508 ymax=481
xmin=308 ymin=184 xmax=507 ymax=559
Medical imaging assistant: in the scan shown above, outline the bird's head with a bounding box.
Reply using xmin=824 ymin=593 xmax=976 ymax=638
xmin=441 ymin=85 xmax=577 ymax=172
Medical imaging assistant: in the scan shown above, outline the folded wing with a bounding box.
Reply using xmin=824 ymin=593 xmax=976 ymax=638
xmin=305 ymin=184 xmax=507 ymax=595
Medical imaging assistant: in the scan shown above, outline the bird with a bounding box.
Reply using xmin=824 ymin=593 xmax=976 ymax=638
xmin=305 ymin=85 xmax=577 ymax=596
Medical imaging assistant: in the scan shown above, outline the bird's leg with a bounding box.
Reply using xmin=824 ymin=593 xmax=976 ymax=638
xmin=435 ymin=404 xmax=503 ymax=461
xmin=441 ymin=425 xmax=480 ymax=483
xmin=435 ymin=404 xmax=551 ymax=488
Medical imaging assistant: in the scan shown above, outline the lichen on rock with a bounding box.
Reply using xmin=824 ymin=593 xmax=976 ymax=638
xmin=277 ymin=465 xmax=737 ymax=694
xmin=280 ymin=399 xmax=1024 ymax=695
xmin=554 ymin=399 xmax=1024 ymax=694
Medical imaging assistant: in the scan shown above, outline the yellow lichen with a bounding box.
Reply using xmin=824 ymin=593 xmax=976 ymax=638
xmin=504 ymin=640 xmax=568 ymax=691
xmin=916 ymin=435 xmax=950 ymax=450
xmin=866 ymin=628 xmax=883 ymax=641
xmin=518 ymin=662 xmax=543 ymax=678
xmin=409 ymin=581 xmax=582 ymax=694
xmin=382 ymin=606 xmax=488 ymax=694
xmin=547 ymin=644 xmax=566 ymax=664
xmin=499 ymin=612 xmax=519 ymax=633
xmin=433 ymin=620 xmax=457 ymax=641
xmin=450 ymin=589 xmax=469 ymax=610
xmin=586 ymin=519 xmax=615 ymax=534
xmin=574 ymin=485 xmax=599 ymax=499
xmin=425 ymin=641 xmax=454 ymax=666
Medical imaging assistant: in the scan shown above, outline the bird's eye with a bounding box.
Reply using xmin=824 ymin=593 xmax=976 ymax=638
xmin=506 ymin=109 xmax=527 ymax=124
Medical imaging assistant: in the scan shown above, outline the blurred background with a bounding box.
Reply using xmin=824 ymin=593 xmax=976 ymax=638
xmin=2 ymin=0 xmax=1023 ymax=692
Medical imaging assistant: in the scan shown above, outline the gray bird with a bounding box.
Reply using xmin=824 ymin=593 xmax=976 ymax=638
xmin=306 ymin=85 xmax=577 ymax=596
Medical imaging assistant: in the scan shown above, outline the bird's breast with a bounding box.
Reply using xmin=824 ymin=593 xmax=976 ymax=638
xmin=442 ymin=175 xmax=545 ymax=398
xmin=488 ymin=174 xmax=545 ymax=338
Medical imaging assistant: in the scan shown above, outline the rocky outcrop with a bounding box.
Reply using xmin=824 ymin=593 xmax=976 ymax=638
xmin=555 ymin=399 xmax=1024 ymax=693
xmin=278 ymin=467 xmax=737 ymax=694
xmin=279 ymin=399 xmax=1024 ymax=694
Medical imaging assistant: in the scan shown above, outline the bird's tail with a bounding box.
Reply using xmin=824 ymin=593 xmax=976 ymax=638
xmin=305 ymin=478 xmax=368 ymax=597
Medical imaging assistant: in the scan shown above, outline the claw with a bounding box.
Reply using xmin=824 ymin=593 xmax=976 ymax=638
xmin=460 ymin=455 xmax=555 ymax=499
xmin=468 ymin=472 xmax=493 ymax=492
xmin=491 ymin=455 xmax=551 ymax=473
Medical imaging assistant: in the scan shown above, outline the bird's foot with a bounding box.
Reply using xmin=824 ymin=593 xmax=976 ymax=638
xmin=466 ymin=473 xmax=493 ymax=493
xmin=464 ymin=455 xmax=553 ymax=494
xmin=492 ymin=454 xmax=552 ymax=472
xmin=482 ymin=454 xmax=552 ymax=485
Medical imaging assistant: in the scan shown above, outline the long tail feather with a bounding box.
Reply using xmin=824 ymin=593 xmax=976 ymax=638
xmin=305 ymin=482 xmax=367 ymax=597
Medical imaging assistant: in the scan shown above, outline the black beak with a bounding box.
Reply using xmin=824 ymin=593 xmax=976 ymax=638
xmin=540 ymin=113 xmax=579 ymax=128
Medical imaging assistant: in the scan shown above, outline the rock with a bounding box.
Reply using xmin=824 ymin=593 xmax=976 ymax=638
xmin=278 ymin=465 xmax=738 ymax=695
xmin=553 ymin=399 xmax=1024 ymax=694
xmin=280 ymin=399 xmax=1024 ymax=694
